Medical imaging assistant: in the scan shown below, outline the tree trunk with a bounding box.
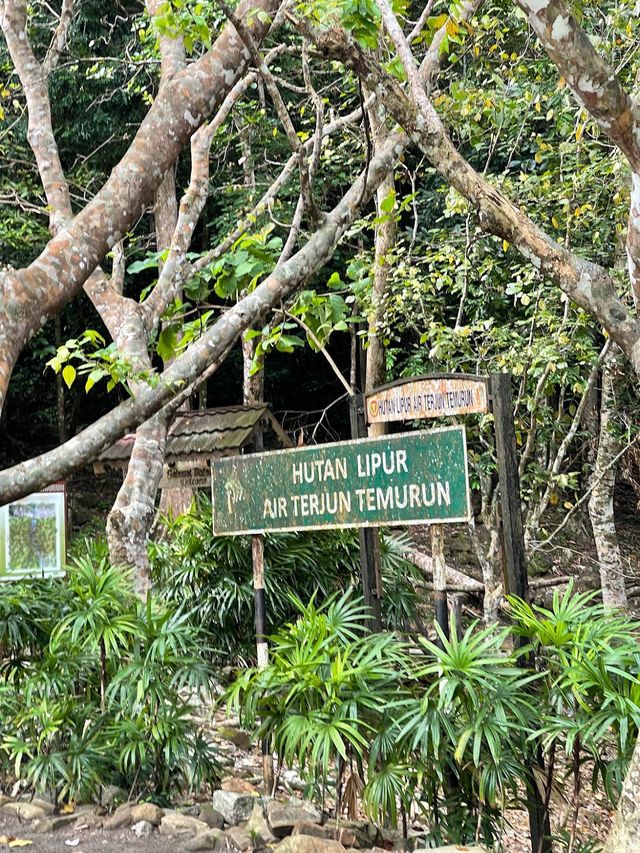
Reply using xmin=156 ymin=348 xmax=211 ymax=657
xmin=604 ymin=737 xmax=640 ymax=852
xmin=106 ymin=412 xmax=168 ymax=597
xmin=588 ymin=347 xmax=627 ymax=609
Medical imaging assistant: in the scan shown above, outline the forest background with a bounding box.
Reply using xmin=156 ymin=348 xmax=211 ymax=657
xmin=3 ymin=0 xmax=640 ymax=850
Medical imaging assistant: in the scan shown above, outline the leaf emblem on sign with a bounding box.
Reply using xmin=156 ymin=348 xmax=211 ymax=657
xmin=225 ymin=471 xmax=245 ymax=513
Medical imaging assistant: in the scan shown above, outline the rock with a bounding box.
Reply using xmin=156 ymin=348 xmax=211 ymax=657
xmin=246 ymin=802 xmax=276 ymax=844
xmin=412 ymin=847 xmax=487 ymax=852
xmin=212 ymin=789 xmax=258 ymax=825
xmin=267 ymin=799 xmax=322 ymax=838
xmin=292 ymin=821 xmax=357 ymax=848
xmin=19 ymin=797 xmax=54 ymax=815
xmin=35 ymin=813 xmax=81 ymax=833
xmin=131 ymin=819 xmax=154 ymax=838
xmin=198 ymin=803 xmax=226 ymax=829
xmin=159 ymin=811 xmax=210 ymax=837
xmin=221 ymin=777 xmax=258 ymax=794
xmin=131 ymin=802 xmax=164 ymax=826
xmin=1 ymin=801 xmax=48 ymax=820
xmin=217 ymin=726 xmax=251 ymax=750
xmin=101 ymin=784 xmax=127 ymax=807
xmin=324 ymin=819 xmax=380 ymax=848
xmin=281 ymin=769 xmax=306 ymax=792
xmin=73 ymin=811 xmax=104 ymax=830
xmin=184 ymin=828 xmax=233 ymax=851
xmin=275 ymin=837 xmax=347 ymax=853
xmin=103 ymin=801 xmax=135 ymax=829
xmin=225 ymin=825 xmax=257 ymax=850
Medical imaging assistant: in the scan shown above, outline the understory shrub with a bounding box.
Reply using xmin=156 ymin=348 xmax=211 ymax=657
xmin=149 ymin=495 xmax=423 ymax=664
xmin=228 ymin=585 xmax=640 ymax=849
xmin=0 ymin=542 xmax=218 ymax=803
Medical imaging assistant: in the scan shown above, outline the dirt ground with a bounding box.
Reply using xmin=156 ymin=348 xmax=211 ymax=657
xmin=0 ymin=815 xmax=181 ymax=852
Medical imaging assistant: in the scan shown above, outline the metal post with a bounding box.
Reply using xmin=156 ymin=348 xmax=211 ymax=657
xmin=491 ymin=372 xmax=552 ymax=853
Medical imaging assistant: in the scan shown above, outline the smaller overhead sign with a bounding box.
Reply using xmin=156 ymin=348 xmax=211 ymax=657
xmin=366 ymin=374 xmax=489 ymax=424
xmin=211 ymin=427 xmax=470 ymax=535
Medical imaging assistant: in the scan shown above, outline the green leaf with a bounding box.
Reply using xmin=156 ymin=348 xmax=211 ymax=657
xmin=62 ymin=364 xmax=76 ymax=389
xmin=157 ymin=327 xmax=178 ymax=363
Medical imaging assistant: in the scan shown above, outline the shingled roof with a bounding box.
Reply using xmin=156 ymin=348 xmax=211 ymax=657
xmin=98 ymin=405 xmax=288 ymax=466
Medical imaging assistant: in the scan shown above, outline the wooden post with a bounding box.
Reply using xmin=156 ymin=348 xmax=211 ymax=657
xmin=491 ymin=373 xmax=552 ymax=853
xmin=251 ymin=533 xmax=273 ymax=793
xmin=490 ymin=373 xmax=528 ymax=601
xmin=431 ymin=524 xmax=449 ymax=642
xmin=349 ymin=393 xmax=383 ymax=632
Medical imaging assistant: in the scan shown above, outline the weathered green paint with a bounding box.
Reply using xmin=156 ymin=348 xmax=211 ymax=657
xmin=212 ymin=427 xmax=470 ymax=535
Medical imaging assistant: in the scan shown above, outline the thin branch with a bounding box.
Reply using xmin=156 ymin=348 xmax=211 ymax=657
xmin=533 ymin=429 xmax=640 ymax=551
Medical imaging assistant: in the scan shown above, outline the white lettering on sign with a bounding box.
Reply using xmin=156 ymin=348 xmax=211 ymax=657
xmin=367 ymin=377 xmax=488 ymax=424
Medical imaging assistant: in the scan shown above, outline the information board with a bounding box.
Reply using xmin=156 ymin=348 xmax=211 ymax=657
xmin=0 ymin=490 xmax=66 ymax=580
xmin=212 ymin=427 xmax=470 ymax=535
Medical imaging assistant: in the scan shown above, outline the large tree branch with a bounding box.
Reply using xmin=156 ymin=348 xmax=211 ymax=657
xmin=142 ymin=45 xmax=291 ymax=329
xmin=1 ymin=0 xmax=72 ymax=233
xmin=0 ymin=0 xmax=281 ymax=411
xmin=513 ymin=0 xmax=640 ymax=309
xmin=513 ymin=0 xmax=640 ymax=173
xmin=0 ymin=0 xmax=149 ymax=350
xmin=0 ymin=130 xmax=402 ymax=503
xmin=303 ymin=20 xmax=640 ymax=372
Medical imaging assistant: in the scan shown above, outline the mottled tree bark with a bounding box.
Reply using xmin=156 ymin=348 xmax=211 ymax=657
xmin=588 ymin=348 xmax=627 ymax=610
xmin=0 ymin=0 xmax=280 ymax=411
xmin=305 ymin=24 xmax=640 ymax=374
xmin=604 ymin=736 xmax=640 ymax=852
xmin=0 ymin=117 xmax=406 ymax=502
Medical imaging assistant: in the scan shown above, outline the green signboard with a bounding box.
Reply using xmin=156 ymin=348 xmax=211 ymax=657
xmin=211 ymin=426 xmax=470 ymax=535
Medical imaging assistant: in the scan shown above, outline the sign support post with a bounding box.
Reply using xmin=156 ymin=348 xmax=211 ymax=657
xmin=349 ymin=394 xmax=383 ymax=632
xmin=490 ymin=373 xmax=551 ymax=853
xmin=490 ymin=373 xmax=528 ymax=601
xmin=431 ymin=524 xmax=449 ymax=642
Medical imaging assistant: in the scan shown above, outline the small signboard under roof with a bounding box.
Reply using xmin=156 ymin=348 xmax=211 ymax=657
xmin=96 ymin=405 xmax=291 ymax=488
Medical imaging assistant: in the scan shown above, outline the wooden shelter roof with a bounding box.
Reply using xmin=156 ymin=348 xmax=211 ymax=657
xmin=98 ymin=405 xmax=289 ymax=467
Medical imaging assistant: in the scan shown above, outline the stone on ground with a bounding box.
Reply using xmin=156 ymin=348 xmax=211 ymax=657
xmin=198 ymin=803 xmax=226 ymax=829
xmin=103 ymin=801 xmax=135 ymax=829
xmin=131 ymin=819 xmax=154 ymax=838
xmin=131 ymin=802 xmax=164 ymax=826
xmin=212 ymin=789 xmax=258 ymax=825
xmin=35 ymin=813 xmax=81 ymax=833
xmin=221 ymin=776 xmax=257 ymax=794
xmin=225 ymin=824 xmax=259 ymax=850
xmin=1 ymin=801 xmax=49 ymax=820
xmin=246 ymin=801 xmax=277 ymax=844
xmin=267 ymin=799 xmax=322 ymax=838
xmin=159 ymin=810 xmax=210 ymax=837
xmin=275 ymin=836 xmax=347 ymax=853
xmin=292 ymin=821 xmax=358 ymax=847
xmin=412 ymin=847 xmax=487 ymax=852
xmin=217 ymin=726 xmax=252 ymax=750
xmin=324 ymin=818 xmax=380 ymax=848
xmin=184 ymin=827 xmax=238 ymax=851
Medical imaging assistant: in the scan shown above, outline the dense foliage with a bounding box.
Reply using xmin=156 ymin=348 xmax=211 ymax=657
xmin=150 ymin=496 xmax=425 ymax=663
xmin=229 ymin=587 xmax=640 ymax=848
xmin=0 ymin=543 xmax=218 ymax=804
